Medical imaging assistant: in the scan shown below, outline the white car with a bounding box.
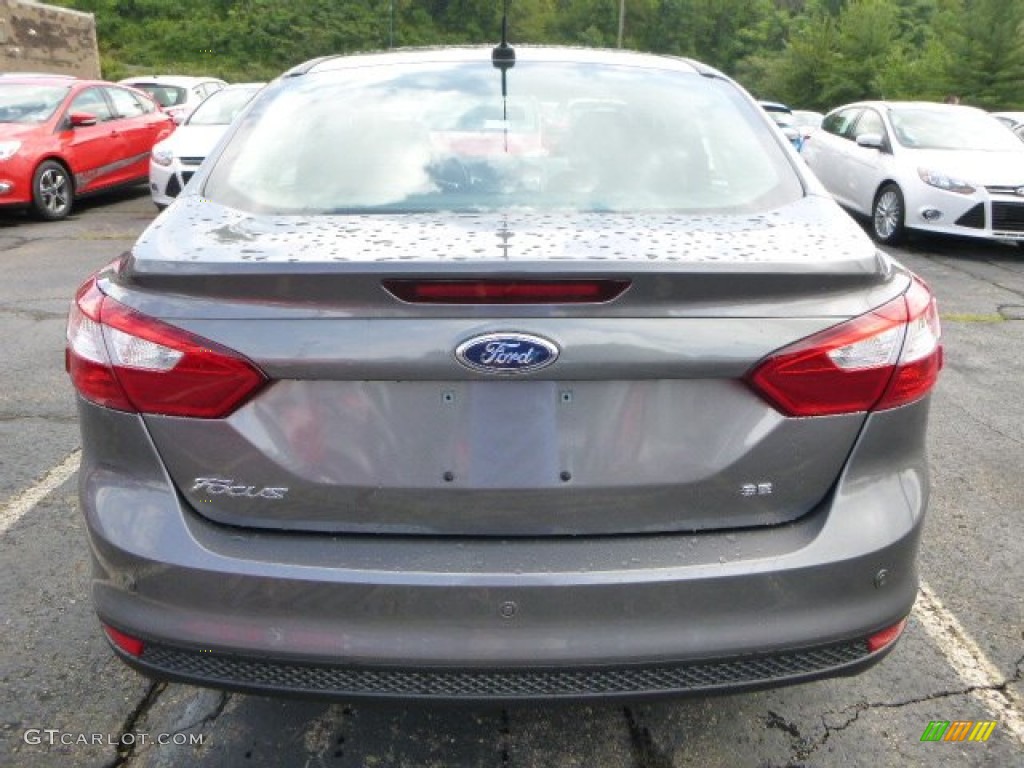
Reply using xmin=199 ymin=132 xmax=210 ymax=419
xmin=802 ymin=101 xmax=1024 ymax=247
xmin=119 ymin=75 xmax=226 ymax=124
xmin=792 ymin=109 xmax=824 ymax=142
xmin=992 ymin=111 xmax=1024 ymax=131
xmin=149 ymin=83 xmax=263 ymax=209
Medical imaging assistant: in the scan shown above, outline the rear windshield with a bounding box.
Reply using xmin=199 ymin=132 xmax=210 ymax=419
xmin=204 ymin=59 xmax=803 ymax=215
xmin=187 ymin=87 xmax=260 ymax=126
xmin=768 ymin=111 xmax=797 ymax=128
xmin=889 ymin=107 xmax=1024 ymax=151
xmin=0 ymin=84 xmax=69 ymax=124
xmin=132 ymin=84 xmax=187 ymax=107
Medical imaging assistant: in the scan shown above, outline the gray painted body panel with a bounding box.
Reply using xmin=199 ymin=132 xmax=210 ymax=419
xmin=95 ymin=219 xmax=909 ymax=535
xmin=132 ymin=316 xmax=854 ymax=379
xmin=133 ymin=194 xmax=873 ymax=268
xmin=79 ymin=397 xmax=927 ymax=669
xmin=103 ymin=268 xmax=903 ymax=321
xmin=146 ymin=379 xmax=863 ymax=534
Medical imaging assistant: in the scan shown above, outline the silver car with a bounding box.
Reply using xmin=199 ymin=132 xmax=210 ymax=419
xmin=67 ymin=47 xmax=942 ymax=700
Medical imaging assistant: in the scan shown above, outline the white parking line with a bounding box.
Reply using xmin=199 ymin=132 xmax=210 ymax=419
xmin=916 ymin=580 xmax=1024 ymax=745
xmin=0 ymin=450 xmax=81 ymax=535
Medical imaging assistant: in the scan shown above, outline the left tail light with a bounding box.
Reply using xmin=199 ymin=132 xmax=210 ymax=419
xmin=66 ymin=277 xmax=266 ymax=418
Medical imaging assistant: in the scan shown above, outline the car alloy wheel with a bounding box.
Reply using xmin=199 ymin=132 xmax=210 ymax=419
xmin=872 ymin=183 xmax=905 ymax=245
xmin=32 ymin=161 xmax=72 ymax=221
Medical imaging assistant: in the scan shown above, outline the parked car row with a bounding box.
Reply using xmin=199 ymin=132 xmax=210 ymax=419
xmin=758 ymin=101 xmax=805 ymax=152
xmin=757 ymin=103 xmax=824 ymax=150
xmin=5 ymin=64 xmax=1019 ymax=251
xmin=0 ymin=72 xmax=252 ymax=221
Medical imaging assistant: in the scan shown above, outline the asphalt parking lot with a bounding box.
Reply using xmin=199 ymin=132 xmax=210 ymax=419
xmin=0 ymin=189 xmax=1021 ymax=768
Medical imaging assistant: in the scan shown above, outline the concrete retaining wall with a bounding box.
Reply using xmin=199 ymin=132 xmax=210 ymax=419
xmin=0 ymin=0 xmax=100 ymax=79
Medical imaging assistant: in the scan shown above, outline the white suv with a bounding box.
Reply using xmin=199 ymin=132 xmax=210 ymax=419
xmin=118 ymin=75 xmax=226 ymax=124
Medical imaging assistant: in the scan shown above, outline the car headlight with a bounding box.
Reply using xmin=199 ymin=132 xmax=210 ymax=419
xmin=151 ymin=145 xmax=174 ymax=167
xmin=918 ymin=168 xmax=976 ymax=195
xmin=0 ymin=141 xmax=22 ymax=161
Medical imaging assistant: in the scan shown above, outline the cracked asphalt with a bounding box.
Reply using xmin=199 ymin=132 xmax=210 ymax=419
xmin=0 ymin=191 xmax=1021 ymax=767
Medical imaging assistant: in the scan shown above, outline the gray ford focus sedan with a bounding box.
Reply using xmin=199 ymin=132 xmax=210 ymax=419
xmin=66 ymin=46 xmax=942 ymax=700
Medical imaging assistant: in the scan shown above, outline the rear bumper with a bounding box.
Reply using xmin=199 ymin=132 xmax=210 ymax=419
xmin=78 ymin=397 xmax=930 ymax=699
xmin=117 ymin=634 xmax=895 ymax=701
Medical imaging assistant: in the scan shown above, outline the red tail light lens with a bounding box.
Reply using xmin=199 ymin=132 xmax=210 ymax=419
xmin=383 ymin=279 xmax=630 ymax=304
xmin=66 ymin=278 xmax=266 ymax=418
xmin=748 ymin=277 xmax=941 ymax=416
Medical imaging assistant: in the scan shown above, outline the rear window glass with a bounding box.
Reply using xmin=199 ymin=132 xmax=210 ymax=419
xmin=133 ymin=84 xmax=187 ymax=107
xmin=204 ymin=60 xmax=803 ymax=215
xmin=187 ymin=87 xmax=260 ymax=126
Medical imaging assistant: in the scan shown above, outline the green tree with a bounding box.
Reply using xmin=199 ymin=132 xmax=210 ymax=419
xmin=48 ymin=0 xmax=1022 ymax=112
xmin=641 ymin=0 xmax=779 ymax=75
xmin=943 ymin=0 xmax=1024 ymax=108
xmin=767 ymin=10 xmax=839 ymax=107
xmin=822 ymin=0 xmax=901 ymax=103
xmin=876 ymin=0 xmax=961 ymax=100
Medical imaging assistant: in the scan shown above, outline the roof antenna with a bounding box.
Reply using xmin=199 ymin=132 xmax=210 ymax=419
xmin=492 ymin=0 xmax=515 ymax=72
xmin=492 ymin=0 xmax=515 ymax=150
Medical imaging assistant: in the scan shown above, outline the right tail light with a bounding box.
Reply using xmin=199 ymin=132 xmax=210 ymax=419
xmin=747 ymin=277 xmax=942 ymax=417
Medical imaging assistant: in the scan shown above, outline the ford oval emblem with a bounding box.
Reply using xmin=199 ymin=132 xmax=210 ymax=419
xmin=455 ymin=333 xmax=559 ymax=375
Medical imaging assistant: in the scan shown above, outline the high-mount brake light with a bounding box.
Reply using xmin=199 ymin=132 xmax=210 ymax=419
xmin=66 ymin=277 xmax=267 ymax=418
xmin=747 ymin=277 xmax=941 ymax=417
xmin=383 ymin=279 xmax=630 ymax=304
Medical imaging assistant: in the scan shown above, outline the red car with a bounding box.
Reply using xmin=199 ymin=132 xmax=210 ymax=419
xmin=0 ymin=76 xmax=174 ymax=220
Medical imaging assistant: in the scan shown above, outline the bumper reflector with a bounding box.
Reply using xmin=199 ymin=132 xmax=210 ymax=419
xmin=866 ymin=618 xmax=908 ymax=653
xmin=103 ymin=624 xmax=145 ymax=657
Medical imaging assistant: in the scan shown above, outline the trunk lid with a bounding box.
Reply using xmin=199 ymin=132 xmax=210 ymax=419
xmin=111 ymin=196 xmax=907 ymax=536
